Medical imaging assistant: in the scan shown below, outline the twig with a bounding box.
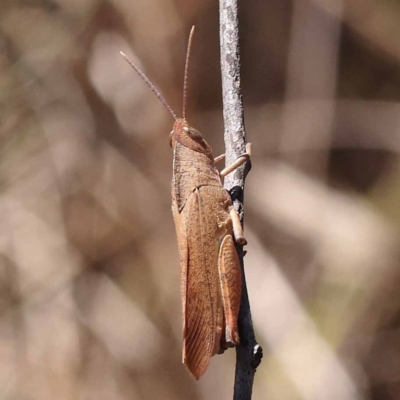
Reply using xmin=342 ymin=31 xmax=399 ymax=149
xmin=219 ymin=1 xmax=263 ymax=399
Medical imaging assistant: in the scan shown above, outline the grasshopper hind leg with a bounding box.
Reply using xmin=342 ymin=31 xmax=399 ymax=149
xmin=217 ymin=234 xmax=242 ymax=347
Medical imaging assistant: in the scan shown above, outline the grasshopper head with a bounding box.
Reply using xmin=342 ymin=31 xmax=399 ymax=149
xmin=170 ymin=118 xmax=213 ymax=159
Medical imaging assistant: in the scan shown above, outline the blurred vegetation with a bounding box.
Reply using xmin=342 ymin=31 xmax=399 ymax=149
xmin=1 ymin=0 xmax=400 ymax=399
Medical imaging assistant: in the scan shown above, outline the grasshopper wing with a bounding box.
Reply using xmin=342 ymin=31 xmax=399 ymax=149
xmin=178 ymin=188 xmax=221 ymax=379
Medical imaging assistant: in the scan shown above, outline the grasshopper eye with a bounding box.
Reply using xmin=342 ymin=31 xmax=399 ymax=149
xmin=187 ymin=127 xmax=207 ymax=147
xmin=169 ymin=130 xmax=174 ymax=147
xmin=187 ymin=127 xmax=203 ymax=141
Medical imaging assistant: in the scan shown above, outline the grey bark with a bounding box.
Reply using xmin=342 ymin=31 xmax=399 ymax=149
xmin=219 ymin=1 xmax=263 ymax=399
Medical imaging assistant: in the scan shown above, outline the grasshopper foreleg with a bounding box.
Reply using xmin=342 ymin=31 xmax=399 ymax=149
xmin=220 ymin=143 xmax=251 ymax=178
xmin=214 ymin=154 xmax=225 ymax=164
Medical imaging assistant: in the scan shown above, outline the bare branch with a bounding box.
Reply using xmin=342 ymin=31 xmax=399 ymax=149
xmin=219 ymin=1 xmax=263 ymax=399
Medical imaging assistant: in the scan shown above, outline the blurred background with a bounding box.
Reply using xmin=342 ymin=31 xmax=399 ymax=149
xmin=1 ymin=0 xmax=400 ymax=399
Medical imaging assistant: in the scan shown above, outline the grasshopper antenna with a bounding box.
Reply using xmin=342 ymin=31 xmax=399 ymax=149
xmin=182 ymin=26 xmax=195 ymax=120
xmin=120 ymin=51 xmax=178 ymax=120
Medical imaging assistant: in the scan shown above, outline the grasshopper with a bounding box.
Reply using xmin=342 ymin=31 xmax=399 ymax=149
xmin=121 ymin=26 xmax=251 ymax=379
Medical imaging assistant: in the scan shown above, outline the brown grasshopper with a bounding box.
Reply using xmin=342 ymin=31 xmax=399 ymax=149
xmin=121 ymin=26 xmax=251 ymax=379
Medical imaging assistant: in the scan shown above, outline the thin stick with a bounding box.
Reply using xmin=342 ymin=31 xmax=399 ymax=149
xmin=120 ymin=51 xmax=178 ymax=120
xmin=182 ymin=26 xmax=195 ymax=120
xmin=219 ymin=1 xmax=262 ymax=399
